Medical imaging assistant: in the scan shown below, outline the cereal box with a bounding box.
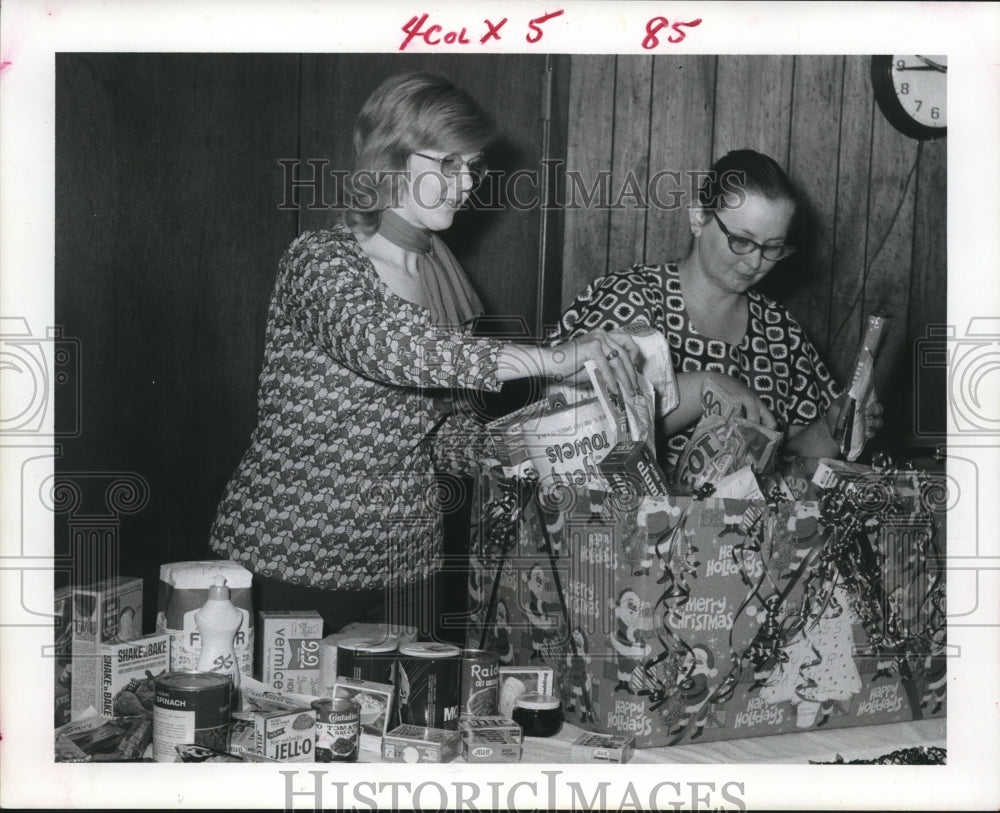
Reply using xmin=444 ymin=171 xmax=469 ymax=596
xmin=258 ymin=611 xmax=323 ymax=695
xmin=71 ymin=576 xmax=144 ymax=720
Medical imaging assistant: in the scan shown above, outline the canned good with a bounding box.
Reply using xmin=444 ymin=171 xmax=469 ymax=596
xmin=396 ymin=642 xmax=461 ymax=730
xmin=153 ymin=672 xmax=232 ymax=763
xmin=336 ymin=636 xmax=398 ymax=685
xmin=460 ymin=649 xmax=499 ymax=717
xmin=313 ymin=697 xmax=360 ymax=762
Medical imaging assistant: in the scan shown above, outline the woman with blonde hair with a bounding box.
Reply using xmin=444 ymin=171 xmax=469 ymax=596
xmin=211 ymin=72 xmax=640 ymax=635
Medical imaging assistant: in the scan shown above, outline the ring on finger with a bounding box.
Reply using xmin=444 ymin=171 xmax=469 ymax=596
xmin=606 ymin=349 xmax=619 ymax=360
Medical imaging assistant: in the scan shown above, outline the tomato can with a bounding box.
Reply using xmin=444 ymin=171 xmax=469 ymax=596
xmin=313 ymin=697 xmax=360 ymax=762
xmin=396 ymin=642 xmax=461 ymax=730
xmin=460 ymin=649 xmax=499 ymax=717
xmin=152 ymin=672 xmax=232 ymax=763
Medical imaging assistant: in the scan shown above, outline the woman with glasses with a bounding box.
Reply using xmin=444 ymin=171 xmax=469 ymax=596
xmin=210 ymin=72 xmax=640 ymax=636
xmin=558 ymin=149 xmax=881 ymax=469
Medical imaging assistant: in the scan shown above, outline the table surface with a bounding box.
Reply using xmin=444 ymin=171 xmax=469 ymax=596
xmin=359 ymin=717 xmax=945 ymax=764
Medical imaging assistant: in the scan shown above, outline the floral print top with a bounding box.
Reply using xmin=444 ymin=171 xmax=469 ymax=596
xmin=557 ymin=261 xmax=840 ymax=468
xmin=209 ymin=225 xmax=505 ymax=590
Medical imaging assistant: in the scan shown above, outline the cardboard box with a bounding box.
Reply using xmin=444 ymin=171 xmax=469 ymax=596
xmin=599 ymin=441 xmax=669 ymax=497
xmin=457 ymin=716 xmax=523 ymax=743
xmin=463 ymin=729 xmax=522 ymax=762
xmin=54 ymin=585 xmax=74 ymax=726
xmin=570 ymin=732 xmax=635 ymax=763
xmin=71 ymin=576 xmax=143 ymax=720
xmin=230 ymin=708 xmax=316 ymax=762
xmin=381 ymin=725 xmax=462 ymax=763
xmin=258 ymin=611 xmax=323 ymax=695
xmin=98 ymin=633 xmax=170 ymax=718
xmin=333 ymin=678 xmax=395 ymax=752
xmin=498 ymin=666 xmax=555 ymax=719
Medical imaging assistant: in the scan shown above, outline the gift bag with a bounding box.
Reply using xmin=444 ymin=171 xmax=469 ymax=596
xmin=468 ymin=459 xmax=945 ymax=748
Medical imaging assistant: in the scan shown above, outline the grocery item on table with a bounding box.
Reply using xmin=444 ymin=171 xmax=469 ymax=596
xmin=512 ymin=692 xmax=564 ymax=737
xmin=152 ymin=671 xmax=232 ymax=763
xmin=336 ymin=636 xmax=398 ymax=685
xmin=396 ymin=642 xmax=461 ymax=730
xmin=156 ymin=561 xmax=254 ymax=675
xmin=380 ymin=725 xmax=462 ymax=763
xmin=333 ymin=677 xmax=396 ymax=752
xmin=98 ymin=632 xmax=170 ymax=719
xmin=258 ymin=610 xmax=323 ymax=695
xmin=196 ymin=577 xmax=243 ymax=691
xmin=463 ymin=728 xmax=522 ymax=762
xmin=497 ymin=665 xmax=555 ymax=718
xmin=570 ymin=732 xmax=635 ymax=763
xmin=460 ymin=648 xmax=500 ymax=718
xmin=229 ymin=706 xmax=316 ymax=762
xmin=312 ymin=697 xmax=360 ymax=763
xmin=71 ymin=576 xmax=144 ymax=720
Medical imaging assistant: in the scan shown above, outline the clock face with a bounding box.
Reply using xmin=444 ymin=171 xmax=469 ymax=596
xmin=890 ymin=55 xmax=947 ymax=129
xmin=871 ymin=54 xmax=947 ymax=140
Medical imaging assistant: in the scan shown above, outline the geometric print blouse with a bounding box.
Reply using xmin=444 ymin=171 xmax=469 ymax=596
xmin=557 ymin=261 xmax=840 ymax=469
xmin=209 ymin=225 xmax=506 ymax=591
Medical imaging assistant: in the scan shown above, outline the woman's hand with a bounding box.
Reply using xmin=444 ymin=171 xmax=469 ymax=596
xmin=822 ymin=391 xmax=885 ymax=442
xmin=542 ymin=329 xmax=642 ymax=396
xmin=861 ymin=395 xmax=884 ymax=439
xmin=495 ymin=330 xmax=640 ymax=398
xmin=703 ymin=372 xmax=779 ymax=430
xmin=662 ymin=370 xmax=777 ymax=436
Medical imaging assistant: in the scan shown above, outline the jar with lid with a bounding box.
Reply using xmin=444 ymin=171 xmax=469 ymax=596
xmin=512 ymin=693 xmax=563 ymax=737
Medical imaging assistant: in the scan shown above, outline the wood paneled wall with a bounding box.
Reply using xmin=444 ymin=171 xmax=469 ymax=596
xmin=562 ymin=55 xmax=947 ymax=451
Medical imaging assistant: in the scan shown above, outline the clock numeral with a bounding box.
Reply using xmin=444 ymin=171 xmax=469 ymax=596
xmin=900 ymin=82 xmax=910 ymax=95
xmin=895 ymin=58 xmax=906 ymax=70
xmin=914 ymin=100 xmax=923 ymax=111
xmin=930 ymin=107 xmax=941 ymax=120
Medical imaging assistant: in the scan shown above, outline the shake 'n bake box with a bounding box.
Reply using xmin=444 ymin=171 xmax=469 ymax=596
xmin=467 ymin=460 xmax=945 ymax=748
xmin=71 ymin=576 xmax=144 ymax=720
xmin=98 ymin=633 xmax=170 ymax=718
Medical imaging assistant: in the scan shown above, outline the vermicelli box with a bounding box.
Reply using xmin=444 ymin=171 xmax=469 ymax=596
xmin=257 ymin=610 xmax=323 ymax=695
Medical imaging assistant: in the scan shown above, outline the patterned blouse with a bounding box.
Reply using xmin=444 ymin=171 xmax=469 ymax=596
xmin=557 ymin=261 xmax=840 ymax=468
xmin=209 ymin=225 xmax=506 ymax=590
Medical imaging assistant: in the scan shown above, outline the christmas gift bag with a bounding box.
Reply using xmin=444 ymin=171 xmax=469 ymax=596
xmin=468 ymin=458 xmax=945 ymax=748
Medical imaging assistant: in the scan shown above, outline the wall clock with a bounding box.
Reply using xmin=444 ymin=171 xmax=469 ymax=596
xmin=870 ymin=55 xmax=947 ymax=140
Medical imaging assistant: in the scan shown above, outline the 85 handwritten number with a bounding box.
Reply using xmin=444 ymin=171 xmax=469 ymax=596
xmin=642 ymin=16 xmax=702 ymax=49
